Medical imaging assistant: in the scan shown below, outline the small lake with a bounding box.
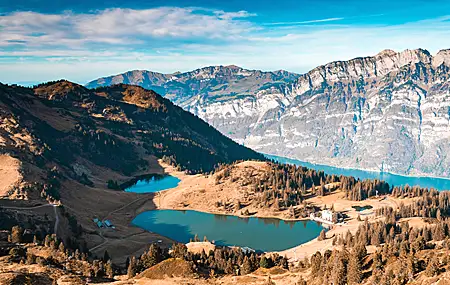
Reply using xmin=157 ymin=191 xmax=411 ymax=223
xmin=267 ymin=154 xmax=450 ymax=191
xmin=352 ymin=205 xmax=373 ymax=212
xmin=132 ymin=210 xmax=324 ymax=252
xmin=124 ymin=175 xmax=180 ymax=193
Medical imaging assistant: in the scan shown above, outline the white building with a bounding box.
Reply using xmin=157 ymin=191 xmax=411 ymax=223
xmin=321 ymin=210 xmax=334 ymax=222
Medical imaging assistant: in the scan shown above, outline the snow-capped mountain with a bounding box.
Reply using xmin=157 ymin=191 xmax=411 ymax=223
xmin=86 ymin=49 xmax=450 ymax=178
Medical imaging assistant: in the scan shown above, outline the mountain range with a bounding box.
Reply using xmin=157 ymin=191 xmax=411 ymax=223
xmin=86 ymin=48 xmax=450 ymax=178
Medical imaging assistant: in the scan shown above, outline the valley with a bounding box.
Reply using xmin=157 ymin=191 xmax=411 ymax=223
xmin=3 ymin=50 xmax=450 ymax=284
xmin=4 ymin=0 xmax=450 ymax=282
xmin=143 ymin=160 xmax=415 ymax=256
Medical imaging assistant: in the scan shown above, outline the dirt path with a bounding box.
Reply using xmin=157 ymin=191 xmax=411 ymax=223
xmin=1 ymin=203 xmax=60 ymax=235
xmin=102 ymin=195 xmax=152 ymax=221
xmin=53 ymin=206 xmax=59 ymax=235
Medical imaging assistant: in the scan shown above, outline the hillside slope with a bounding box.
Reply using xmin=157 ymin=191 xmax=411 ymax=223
xmin=0 ymin=80 xmax=264 ymax=263
xmin=1 ymin=81 xmax=263 ymax=182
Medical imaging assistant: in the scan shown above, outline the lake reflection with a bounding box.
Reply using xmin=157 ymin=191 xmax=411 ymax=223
xmin=132 ymin=209 xmax=323 ymax=252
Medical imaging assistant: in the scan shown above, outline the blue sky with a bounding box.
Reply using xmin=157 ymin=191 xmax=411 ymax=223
xmin=1 ymin=0 xmax=450 ymax=84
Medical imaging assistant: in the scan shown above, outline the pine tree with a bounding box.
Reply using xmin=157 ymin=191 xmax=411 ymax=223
xmin=127 ymin=256 xmax=137 ymax=279
xmin=58 ymin=242 xmax=65 ymax=253
xmin=225 ymin=258 xmax=234 ymax=274
xmin=331 ymin=251 xmax=347 ymax=285
xmin=279 ymin=256 xmax=288 ymax=269
xmin=141 ymin=244 xmax=162 ymax=268
xmin=406 ymin=252 xmax=416 ymax=280
xmin=310 ymin=252 xmax=322 ymax=277
xmin=171 ymin=243 xmax=187 ymax=259
xmin=33 ymin=235 xmax=39 ymax=245
xmin=10 ymin=226 xmax=23 ymax=243
xmin=103 ymin=250 xmax=110 ymax=262
xmin=318 ymin=229 xmax=326 ymax=241
xmin=347 ymin=252 xmax=362 ymax=284
xmin=242 ymin=256 xmax=253 ymax=275
xmin=354 ymin=243 xmax=367 ymax=260
xmin=260 ymin=256 xmax=270 ymax=268
xmin=425 ymin=255 xmax=440 ymax=277
xmin=105 ymin=260 xmax=114 ymax=278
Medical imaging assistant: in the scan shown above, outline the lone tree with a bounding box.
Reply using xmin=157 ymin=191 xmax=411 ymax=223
xmin=103 ymin=250 xmax=110 ymax=262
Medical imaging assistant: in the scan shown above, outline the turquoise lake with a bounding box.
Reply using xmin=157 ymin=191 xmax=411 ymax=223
xmin=129 ymin=155 xmax=450 ymax=251
xmin=124 ymin=175 xmax=181 ymax=193
xmin=267 ymin=154 xmax=450 ymax=191
xmin=132 ymin=210 xmax=323 ymax=252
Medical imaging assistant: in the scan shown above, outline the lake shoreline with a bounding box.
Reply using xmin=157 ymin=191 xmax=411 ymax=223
xmin=266 ymin=153 xmax=450 ymax=190
xmin=156 ymin=205 xmax=314 ymax=223
xmin=266 ymin=153 xmax=450 ymax=181
xmin=132 ymin=208 xmax=323 ymax=252
xmin=128 ymin=160 xmax=426 ymax=260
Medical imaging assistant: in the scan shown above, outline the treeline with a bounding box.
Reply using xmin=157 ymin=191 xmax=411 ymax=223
xmin=212 ymin=161 xmax=392 ymax=213
xmin=341 ymin=176 xmax=390 ymax=201
xmin=377 ymin=187 xmax=450 ymax=219
xmin=3 ymin=223 xmax=289 ymax=281
xmin=127 ymin=242 xmax=288 ymax=278
xmin=4 ymin=229 xmax=115 ymax=281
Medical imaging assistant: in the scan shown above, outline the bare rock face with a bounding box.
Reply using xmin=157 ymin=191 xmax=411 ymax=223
xmin=194 ymin=49 xmax=450 ymax=178
xmin=86 ymin=49 xmax=450 ymax=178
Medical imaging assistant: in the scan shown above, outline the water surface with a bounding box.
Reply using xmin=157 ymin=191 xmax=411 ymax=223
xmin=132 ymin=210 xmax=323 ymax=252
xmin=352 ymin=205 xmax=373 ymax=212
xmin=267 ymin=154 xmax=450 ymax=191
xmin=125 ymin=175 xmax=180 ymax=193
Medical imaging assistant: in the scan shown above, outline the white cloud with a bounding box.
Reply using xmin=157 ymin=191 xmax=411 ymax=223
xmin=2 ymin=8 xmax=450 ymax=84
xmin=264 ymin=17 xmax=345 ymax=26
xmin=0 ymin=7 xmax=255 ymax=48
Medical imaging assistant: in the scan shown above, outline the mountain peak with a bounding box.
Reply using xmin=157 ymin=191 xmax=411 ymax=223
xmin=94 ymin=84 xmax=166 ymax=110
xmin=376 ymin=49 xmax=397 ymax=58
xmin=433 ymin=49 xmax=450 ymax=67
xmin=375 ymin=48 xmax=431 ymax=63
xmin=224 ymin=64 xmax=241 ymax=70
xmin=34 ymin=80 xmax=90 ymax=102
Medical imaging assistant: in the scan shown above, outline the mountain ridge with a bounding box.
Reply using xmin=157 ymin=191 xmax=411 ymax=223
xmin=86 ymin=48 xmax=450 ymax=178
